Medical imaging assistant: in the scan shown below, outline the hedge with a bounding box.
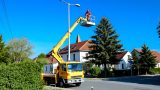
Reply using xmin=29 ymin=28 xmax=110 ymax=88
xmin=149 ymin=68 xmax=160 ymax=74
xmin=0 ymin=60 xmax=44 ymax=90
xmin=87 ymin=67 xmax=101 ymax=78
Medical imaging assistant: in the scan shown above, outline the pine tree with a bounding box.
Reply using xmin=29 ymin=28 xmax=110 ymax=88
xmin=0 ymin=35 xmax=11 ymax=64
xmin=139 ymin=44 xmax=156 ymax=74
xmin=132 ymin=50 xmax=140 ymax=75
xmin=88 ymin=17 xmax=123 ymax=77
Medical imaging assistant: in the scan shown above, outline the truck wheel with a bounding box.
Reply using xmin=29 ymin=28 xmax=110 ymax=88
xmin=59 ymin=80 xmax=64 ymax=87
xmin=75 ymin=83 xmax=81 ymax=86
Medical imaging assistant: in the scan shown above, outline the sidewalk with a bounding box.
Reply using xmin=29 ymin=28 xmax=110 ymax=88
xmin=43 ymin=86 xmax=72 ymax=90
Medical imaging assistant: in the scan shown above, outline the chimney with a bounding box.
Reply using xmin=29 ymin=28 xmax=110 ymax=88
xmin=76 ymin=34 xmax=81 ymax=43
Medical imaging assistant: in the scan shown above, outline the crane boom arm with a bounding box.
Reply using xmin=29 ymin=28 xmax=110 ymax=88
xmin=52 ymin=17 xmax=87 ymax=63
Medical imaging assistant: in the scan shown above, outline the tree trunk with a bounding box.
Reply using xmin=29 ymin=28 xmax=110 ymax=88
xmin=145 ymin=67 xmax=148 ymax=75
xmin=138 ymin=65 xmax=139 ymax=75
xmin=146 ymin=70 xmax=147 ymax=75
xmin=104 ymin=64 xmax=107 ymax=78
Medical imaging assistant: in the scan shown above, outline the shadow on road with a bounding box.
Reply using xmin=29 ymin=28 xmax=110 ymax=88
xmin=64 ymin=84 xmax=76 ymax=88
xmin=102 ymin=75 xmax=160 ymax=86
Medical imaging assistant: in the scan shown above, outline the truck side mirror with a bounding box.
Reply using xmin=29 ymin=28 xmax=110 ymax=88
xmin=64 ymin=68 xmax=66 ymax=71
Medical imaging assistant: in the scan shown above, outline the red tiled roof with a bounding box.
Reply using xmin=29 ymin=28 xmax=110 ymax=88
xmin=134 ymin=49 xmax=142 ymax=53
xmin=46 ymin=51 xmax=52 ymax=57
xmin=151 ymin=51 xmax=160 ymax=63
xmin=47 ymin=56 xmax=58 ymax=64
xmin=116 ymin=51 xmax=128 ymax=60
xmin=46 ymin=51 xmax=58 ymax=64
xmin=59 ymin=40 xmax=92 ymax=54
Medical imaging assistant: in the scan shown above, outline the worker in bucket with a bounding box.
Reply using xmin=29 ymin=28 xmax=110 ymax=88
xmin=85 ymin=9 xmax=91 ymax=21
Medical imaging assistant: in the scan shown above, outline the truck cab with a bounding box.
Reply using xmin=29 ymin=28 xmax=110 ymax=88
xmin=57 ymin=62 xmax=84 ymax=87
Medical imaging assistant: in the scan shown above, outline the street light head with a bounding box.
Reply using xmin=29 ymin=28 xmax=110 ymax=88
xmin=75 ymin=4 xmax=80 ymax=7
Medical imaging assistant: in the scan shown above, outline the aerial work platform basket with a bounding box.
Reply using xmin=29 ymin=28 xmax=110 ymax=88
xmin=81 ymin=15 xmax=95 ymax=27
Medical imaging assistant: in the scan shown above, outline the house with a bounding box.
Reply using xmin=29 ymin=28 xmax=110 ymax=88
xmin=132 ymin=49 xmax=160 ymax=68
xmin=43 ymin=52 xmax=58 ymax=74
xmin=59 ymin=35 xmax=92 ymax=62
xmin=43 ymin=35 xmax=92 ymax=73
xmin=114 ymin=51 xmax=132 ymax=70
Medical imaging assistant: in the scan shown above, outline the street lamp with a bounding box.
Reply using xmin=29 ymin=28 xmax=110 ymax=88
xmin=60 ymin=0 xmax=80 ymax=61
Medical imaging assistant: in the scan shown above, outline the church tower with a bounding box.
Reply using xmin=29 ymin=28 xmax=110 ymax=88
xmin=76 ymin=34 xmax=81 ymax=43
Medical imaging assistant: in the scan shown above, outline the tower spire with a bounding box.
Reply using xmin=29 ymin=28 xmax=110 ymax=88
xmin=76 ymin=34 xmax=81 ymax=43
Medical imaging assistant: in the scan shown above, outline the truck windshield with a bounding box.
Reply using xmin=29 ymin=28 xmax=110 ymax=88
xmin=67 ymin=63 xmax=82 ymax=72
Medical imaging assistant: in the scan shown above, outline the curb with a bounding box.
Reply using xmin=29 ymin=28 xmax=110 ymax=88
xmin=43 ymin=86 xmax=72 ymax=90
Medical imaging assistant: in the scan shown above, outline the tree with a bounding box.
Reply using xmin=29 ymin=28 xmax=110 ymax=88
xmin=35 ymin=53 xmax=48 ymax=66
xmin=157 ymin=21 xmax=160 ymax=38
xmin=7 ymin=38 xmax=33 ymax=62
xmin=0 ymin=35 xmax=11 ymax=64
xmin=88 ymin=17 xmax=123 ymax=77
xmin=37 ymin=53 xmax=46 ymax=58
xmin=132 ymin=50 xmax=140 ymax=75
xmin=139 ymin=44 xmax=156 ymax=74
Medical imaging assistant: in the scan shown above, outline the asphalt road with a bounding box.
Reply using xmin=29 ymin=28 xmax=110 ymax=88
xmin=64 ymin=75 xmax=160 ymax=90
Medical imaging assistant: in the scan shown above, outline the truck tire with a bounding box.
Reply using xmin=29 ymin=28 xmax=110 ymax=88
xmin=58 ymin=78 xmax=64 ymax=87
xmin=75 ymin=82 xmax=81 ymax=86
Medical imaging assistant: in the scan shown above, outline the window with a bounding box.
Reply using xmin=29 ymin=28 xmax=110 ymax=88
xmin=50 ymin=65 xmax=53 ymax=72
xmin=71 ymin=45 xmax=76 ymax=49
xmin=122 ymin=64 xmax=124 ymax=69
xmin=86 ymin=53 xmax=89 ymax=57
xmin=61 ymin=64 xmax=66 ymax=71
xmin=68 ymin=63 xmax=82 ymax=72
xmin=45 ymin=66 xmax=47 ymax=72
xmin=73 ymin=54 xmax=76 ymax=61
xmin=128 ymin=55 xmax=132 ymax=60
xmin=67 ymin=55 xmax=68 ymax=61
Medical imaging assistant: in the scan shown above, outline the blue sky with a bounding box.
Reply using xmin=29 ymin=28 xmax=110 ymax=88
xmin=0 ymin=0 xmax=160 ymax=58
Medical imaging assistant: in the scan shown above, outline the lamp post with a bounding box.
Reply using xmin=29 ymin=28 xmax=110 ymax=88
xmin=61 ymin=0 xmax=80 ymax=61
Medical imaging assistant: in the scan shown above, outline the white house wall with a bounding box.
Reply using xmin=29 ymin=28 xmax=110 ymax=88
xmin=61 ymin=52 xmax=80 ymax=62
xmin=115 ymin=52 xmax=132 ymax=70
xmin=61 ymin=54 xmax=66 ymax=61
xmin=60 ymin=51 xmax=89 ymax=62
xmin=156 ymin=63 xmax=160 ymax=68
xmin=80 ymin=51 xmax=89 ymax=62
